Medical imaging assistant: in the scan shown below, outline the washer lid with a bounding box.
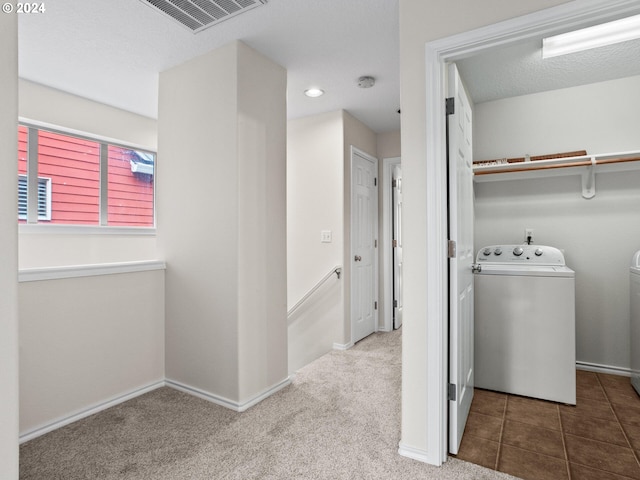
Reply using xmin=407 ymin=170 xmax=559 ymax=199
xmin=477 ymin=264 xmax=575 ymax=277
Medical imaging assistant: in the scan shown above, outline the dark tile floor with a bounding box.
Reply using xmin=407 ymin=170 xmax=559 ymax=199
xmin=453 ymin=371 xmax=640 ymax=480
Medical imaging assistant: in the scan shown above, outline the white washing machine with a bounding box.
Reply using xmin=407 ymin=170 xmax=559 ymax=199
xmin=630 ymin=251 xmax=640 ymax=395
xmin=474 ymin=244 xmax=576 ymax=404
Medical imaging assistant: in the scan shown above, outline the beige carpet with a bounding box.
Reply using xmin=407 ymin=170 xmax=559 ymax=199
xmin=20 ymin=329 xmax=516 ymax=479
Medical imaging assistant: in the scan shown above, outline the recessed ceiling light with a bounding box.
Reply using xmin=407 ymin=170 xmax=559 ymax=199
xmin=304 ymin=88 xmax=325 ymax=98
xmin=542 ymin=14 xmax=640 ymax=59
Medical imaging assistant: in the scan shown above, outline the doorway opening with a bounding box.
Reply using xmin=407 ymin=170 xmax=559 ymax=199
xmin=420 ymin=0 xmax=640 ymax=466
xmin=382 ymin=157 xmax=402 ymax=332
xmin=350 ymin=147 xmax=379 ymax=345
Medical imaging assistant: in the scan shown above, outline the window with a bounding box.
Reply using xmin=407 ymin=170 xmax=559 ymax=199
xmin=18 ymin=124 xmax=155 ymax=227
xmin=18 ymin=175 xmax=51 ymax=221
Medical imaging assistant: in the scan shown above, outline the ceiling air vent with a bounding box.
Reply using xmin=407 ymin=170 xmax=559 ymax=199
xmin=141 ymin=0 xmax=268 ymax=33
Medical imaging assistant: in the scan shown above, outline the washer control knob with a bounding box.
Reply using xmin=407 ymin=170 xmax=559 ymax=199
xmin=483 ymin=248 xmax=492 ymax=256
xmin=494 ymin=247 xmax=502 ymax=256
xmin=513 ymin=246 xmax=524 ymax=256
xmin=535 ymin=248 xmax=543 ymax=256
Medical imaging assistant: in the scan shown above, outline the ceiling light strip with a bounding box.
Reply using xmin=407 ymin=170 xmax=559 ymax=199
xmin=542 ymin=13 xmax=640 ymax=58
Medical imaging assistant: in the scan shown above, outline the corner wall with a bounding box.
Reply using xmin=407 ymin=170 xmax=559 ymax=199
xmin=0 ymin=10 xmax=19 ymax=479
xmin=159 ymin=41 xmax=288 ymax=408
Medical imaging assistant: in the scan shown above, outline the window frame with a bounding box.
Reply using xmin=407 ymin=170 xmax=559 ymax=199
xmin=18 ymin=119 xmax=157 ymax=234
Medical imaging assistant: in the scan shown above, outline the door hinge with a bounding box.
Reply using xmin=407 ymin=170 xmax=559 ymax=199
xmin=374 ymin=177 xmax=377 ymax=187
xmin=393 ymin=300 xmax=398 ymax=308
xmin=392 ymin=179 xmax=397 ymax=188
xmin=374 ymin=301 xmax=378 ymax=310
xmin=393 ymin=239 xmax=398 ymax=248
xmin=375 ymin=239 xmax=378 ymax=248
xmin=446 ymin=97 xmax=455 ymax=115
xmin=448 ymin=383 xmax=457 ymax=401
xmin=448 ymin=240 xmax=457 ymax=258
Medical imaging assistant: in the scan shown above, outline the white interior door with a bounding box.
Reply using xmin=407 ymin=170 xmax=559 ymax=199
xmin=392 ymin=164 xmax=403 ymax=329
xmin=351 ymin=148 xmax=378 ymax=344
xmin=447 ymin=63 xmax=475 ymax=455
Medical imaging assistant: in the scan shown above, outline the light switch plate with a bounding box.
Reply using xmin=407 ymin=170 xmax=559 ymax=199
xmin=321 ymin=230 xmax=332 ymax=243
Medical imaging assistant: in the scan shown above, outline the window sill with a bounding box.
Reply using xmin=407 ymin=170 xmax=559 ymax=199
xmin=19 ymin=224 xmax=156 ymax=236
xmin=19 ymin=260 xmax=166 ymax=283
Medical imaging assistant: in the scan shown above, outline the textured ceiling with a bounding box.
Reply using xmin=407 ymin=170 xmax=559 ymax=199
xmin=18 ymin=0 xmax=401 ymax=133
xmin=17 ymin=1 xmax=640 ymax=134
xmin=457 ymin=36 xmax=640 ymax=104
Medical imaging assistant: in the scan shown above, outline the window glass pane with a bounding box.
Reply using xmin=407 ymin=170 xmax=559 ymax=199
xmin=107 ymin=146 xmax=154 ymax=227
xmin=18 ymin=126 xmax=27 ymax=223
xmin=38 ymin=130 xmax=100 ymax=224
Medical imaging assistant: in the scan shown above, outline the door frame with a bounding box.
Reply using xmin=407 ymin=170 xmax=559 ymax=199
xmin=350 ymin=146 xmax=379 ymax=344
xmin=422 ymin=0 xmax=640 ymax=466
xmin=381 ymin=156 xmax=401 ymax=333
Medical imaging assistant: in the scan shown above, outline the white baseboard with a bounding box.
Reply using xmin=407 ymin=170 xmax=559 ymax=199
xmin=166 ymin=376 xmax=292 ymax=412
xmin=20 ymin=376 xmax=293 ymax=443
xmin=398 ymin=442 xmax=431 ymax=464
xmin=19 ymin=380 xmax=165 ymax=443
xmin=576 ymin=361 xmax=631 ymax=377
xmin=333 ymin=342 xmax=354 ymax=351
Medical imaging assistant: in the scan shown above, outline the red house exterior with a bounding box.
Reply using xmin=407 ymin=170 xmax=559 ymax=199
xmin=18 ymin=126 xmax=154 ymax=227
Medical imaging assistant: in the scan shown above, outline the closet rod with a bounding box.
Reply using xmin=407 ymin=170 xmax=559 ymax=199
xmin=474 ymin=155 xmax=640 ymax=176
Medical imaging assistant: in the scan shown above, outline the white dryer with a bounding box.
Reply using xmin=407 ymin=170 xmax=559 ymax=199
xmin=474 ymin=244 xmax=576 ymax=404
xmin=630 ymin=251 xmax=640 ymax=395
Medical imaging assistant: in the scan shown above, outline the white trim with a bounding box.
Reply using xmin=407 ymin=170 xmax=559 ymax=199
xmin=166 ymin=377 xmax=292 ymax=413
xmin=423 ymin=0 xmax=640 ymax=468
xmin=19 ymin=224 xmax=156 ymax=236
xmin=19 ymin=381 xmax=164 ymax=443
xmin=576 ymin=361 xmax=632 ymax=377
xmin=19 ymin=260 xmax=166 ymax=282
xmin=333 ymin=342 xmax=354 ymax=351
xmin=398 ymin=442 xmax=430 ymax=463
xmin=382 ymin=157 xmax=401 ymax=333
xmin=424 ymin=36 xmax=450 ymax=467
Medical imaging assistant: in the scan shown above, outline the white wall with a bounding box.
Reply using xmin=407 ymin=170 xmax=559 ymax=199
xmin=287 ymin=111 xmax=344 ymax=372
xmin=376 ymin=130 xmax=401 ymax=161
xmin=398 ymin=0 xmax=570 ymax=459
xmin=474 ymin=75 xmax=640 ymax=371
xmin=159 ymin=41 xmax=288 ymax=407
xmin=18 ymin=80 xmax=158 ymax=268
xmin=19 ymin=270 xmax=165 ymax=437
xmin=236 ymin=42 xmax=288 ymax=402
xmin=19 ymin=79 xmax=157 ymax=148
xmin=0 ymin=11 xmax=19 ymax=479
xmin=475 ymin=75 xmax=640 ymax=160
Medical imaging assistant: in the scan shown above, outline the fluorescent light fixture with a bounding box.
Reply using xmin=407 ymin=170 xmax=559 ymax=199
xmin=304 ymin=88 xmax=324 ymax=98
xmin=542 ymin=13 xmax=640 ymax=58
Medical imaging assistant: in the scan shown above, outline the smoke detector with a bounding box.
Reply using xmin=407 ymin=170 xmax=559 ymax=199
xmin=357 ymin=76 xmax=375 ymax=88
xmin=140 ymin=0 xmax=268 ymax=34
